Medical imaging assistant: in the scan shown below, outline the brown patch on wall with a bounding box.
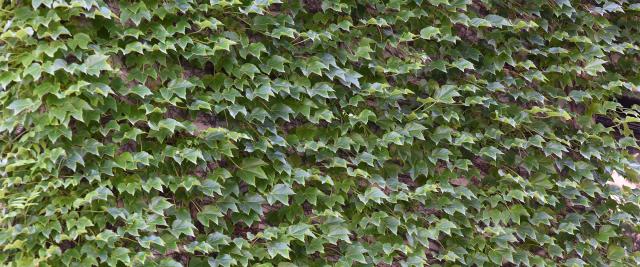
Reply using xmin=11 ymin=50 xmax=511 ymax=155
xmin=303 ymin=0 xmax=323 ymax=13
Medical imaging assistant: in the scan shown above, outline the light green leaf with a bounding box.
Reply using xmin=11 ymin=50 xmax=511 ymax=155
xmin=82 ymin=54 xmax=112 ymax=76
xmin=148 ymin=196 xmax=172 ymax=215
xmin=7 ymin=99 xmax=39 ymax=114
xmin=420 ymin=26 xmax=440 ymax=39
xmin=267 ymin=183 xmax=295 ymax=205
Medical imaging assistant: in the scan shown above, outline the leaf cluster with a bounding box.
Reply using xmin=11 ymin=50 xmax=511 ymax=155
xmin=2 ymin=0 xmax=640 ymax=266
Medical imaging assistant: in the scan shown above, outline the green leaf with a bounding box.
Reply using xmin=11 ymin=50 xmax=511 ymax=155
xmin=139 ymin=235 xmax=165 ymax=249
xmin=24 ymin=63 xmax=43 ymax=80
xmin=107 ymin=248 xmax=131 ymax=267
xmin=433 ymin=85 xmax=460 ymax=103
xmin=479 ymin=146 xmax=503 ymax=160
xmin=267 ymin=242 xmax=291 ymax=259
xmin=430 ymin=148 xmax=452 ymax=163
xmin=238 ymin=194 xmax=265 ymax=215
xmin=68 ymin=33 xmax=91 ymax=49
xmin=607 ymin=245 xmax=625 ymax=261
xmin=82 ymin=54 xmax=112 ymax=76
xmin=451 ymin=58 xmax=474 ymax=71
xmin=247 ymin=42 xmax=267 ymax=59
xmin=239 ymin=63 xmax=261 ymax=80
xmin=214 ymin=38 xmax=237 ymax=52
xmin=358 ymin=187 xmax=388 ymax=204
xmin=271 ymin=27 xmax=297 ymax=39
xmin=158 ymin=118 xmax=184 ymax=133
xmin=148 ymin=196 xmax=172 ymax=215
xmin=431 ymin=126 xmax=453 ymax=144
xmin=343 ymin=243 xmax=367 ymax=264
xmin=596 ymin=225 xmax=617 ymax=242
xmin=420 ymin=26 xmax=440 ymax=39
xmin=325 ymin=225 xmax=351 ymax=244
xmin=237 ymin=158 xmax=269 ymax=185
xmin=197 ymin=205 xmax=223 ymax=227
xmin=435 ymin=219 xmax=457 ymax=236
xmin=543 ymin=141 xmax=567 ymax=158
xmin=287 ymin=224 xmax=315 ymax=241
xmin=267 ymin=183 xmax=295 ymax=205
xmin=167 ymin=79 xmax=194 ymax=99
xmin=200 ymin=179 xmax=223 ymax=196
xmin=170 ymin=209 xmax=196 ymax=237
xmin=128 ymin=85 xmax=153 ymax=98
xmin=7 ymin=99 xmax=39 ymax=114
xmin=266 ymin=55 xmax=288 ymax=73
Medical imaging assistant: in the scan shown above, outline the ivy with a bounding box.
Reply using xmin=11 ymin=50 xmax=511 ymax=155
xmin=2 ymin=0 xmax=640 ymax=266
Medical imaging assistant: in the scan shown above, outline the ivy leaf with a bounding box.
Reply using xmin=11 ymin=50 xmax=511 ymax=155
xmin=247 ymin=42 xmax=267 ymax=59
xmin=530 ymin=211 xmax=554 ymax=226
xmin=267 ymin=183 xmax=295 ymax=205
xmin=267 ymin=242 xmax=291 ymax=259
xmin=139 ymin=235 xmax=165 ymax=249
xmin=238 ymin=194 xmax=265 ymax=215
xmin=479 ymin=146 xmax=503 ymax=160
xmin=433 ymin=85 xmax=460 ymax=104
xmin=287 ymin=224 xmax=315 ymax=241
xmin=435 ymin=219 xmax=457 ymax=236
xmin=170 ymin=209 xmax=196 ymax=237
xmin=543 ymin=141 xmax=567 ymax=158
xmin=343 ymin=243 xmax=367 ymax=264
xmin=325 ymin=225 xmax=351 ymax=244
xmin=7 ymin=99 xmax=39 ymax=114
xmin=24 ymin=63 xmax=43 ymax=80
xmin=40 ymin=24 xmax=71 ymax=40
xmin=308 ymin=83 xmax=336 ymax=99
xmin=82 ymin=54 xmax=112 ymax=76
xmin=271 ymin=27 xmax=297 ymax=39
xmin=197 ymin=205 xmax=223 ymax=227
xmin=237 ymin=158 xmax=269 ymax=185
xmin=596 ymin=225 xmax=617 ymax=243
xmin=158 ymin=118 xmax=184 ymax=133
xmin=128 ymin=85 xmax=153 ymax=98
xmin=583 ymin=58 xmax=607 ymax=76
xmin=214 ymin=38 xmax=237 ymax=52
xmin=429 ymin=148 xmax=452 ymax=163
xmin=239 ymin=63 xmax=261 ymax=80
xmin=148 ymin=196 xmax=172 ymax=215
xmin=167 ymin=79 xmax=194 ymax=99
xmin=182 ymin=148 xmax=204 ymax=164
xmin=420 ymin=26 xmax=440 ymax=39
xmin=607 ymin=245 xmax=625 ymax=261
xmin=451 ymin=58 xmax=474 ymax=71
xmin=358 ymin=187 xmax=388 ymax=204
xmin=200 ymin=179 xmax=223 ymax=197
xmin=68 ymin=33 xmax=91 ymax=49
xmin=208 ymin=254 xmax=237 ymax=267
xmin=431 ymin=126 xmax=453 ymax=144
xmin=107 ymin=248 xmax=131 ymax=267
xmin=32 ymin=0 xmax=52 ymax=9
xmin=266 ymin=55 xmax=288 ymax=73
xmin=159 ymin=259 xmax=183 ymax=267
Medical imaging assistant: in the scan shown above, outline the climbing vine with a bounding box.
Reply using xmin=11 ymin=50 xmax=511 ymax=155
xmin=2 ymin=0 xmax=640 ymax=266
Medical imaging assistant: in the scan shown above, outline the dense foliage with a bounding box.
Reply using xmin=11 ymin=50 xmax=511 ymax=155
xmin=2 ymin=0 xmax=640 ymax=266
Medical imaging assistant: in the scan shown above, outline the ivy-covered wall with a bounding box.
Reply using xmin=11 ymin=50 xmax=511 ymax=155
xmin=2 ymin=0 xmax=640 ymax=266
